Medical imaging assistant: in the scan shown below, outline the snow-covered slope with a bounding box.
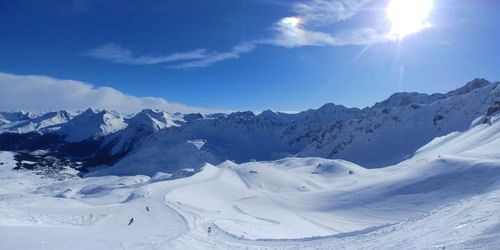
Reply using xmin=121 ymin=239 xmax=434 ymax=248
xmin=0 ymin=111 xmax=72 ymax=134
xmin=162 ymin=113 xmax=500 ymax=240
xmin=101 ymin=79 xmax=499 ymax=175
xmin=57 ymin=108 xmax=127 ymax=142
xmin=0 ymin=111 xmax=36 ymax=122
xmin=0 ymin=111 xmax=38 ymax=127
xmin=125 ymin=109 xmax=184 ymax=132
xmin=0 ymin=79 xmax=498 ymax=175
xmin=297 ymin=78 xmax=499 ymax=166
xmin=0 ymin=110 xmax=499 ymax=249
xmin=100 ymin=109 xmax=185 ymax=156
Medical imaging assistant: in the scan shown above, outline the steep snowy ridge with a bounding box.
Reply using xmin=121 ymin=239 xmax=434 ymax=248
xmin=0 ymin=78 xmax=498 ymax=174
xmin=445 ymin=78 xmax=492 ymax=96
xmin=57 ymin=108 xmax=127 ymax=142
xmin=0 ymin=110 xmax=499 ymax=249
xmin=108 ymin=78 xmax=498 ymax=174
xmin=297 ymin=79 xmax=499 ymax=166
xmin=372 ymin=92 xmax=445 ymax=108
xmin=0 ymin=111 xmax=72 ymax=134
xmin=125 ymin=109 xmax=184 ymax=132
xmin=0 ymin=79 xmax=499 ymax=249
xmin=0 ymin=111 xmax=36 ymax=125
xmin=101 ymin=109 xmax=185 ymax=156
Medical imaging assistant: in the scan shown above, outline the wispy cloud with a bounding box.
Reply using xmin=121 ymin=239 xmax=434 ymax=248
xmin=294 ymin=0 xmax=373 ymax=26
xmin=0 ymin=72 xmax=222 ymax=114
xmin=168 ymin=42 xmax=256 ymax=69
xmin=84 ymin=42 xmax=256 ymax=68
xmin=84 ymin=0 xmax=392 ymax=68
xmin=83 ymin=43 xmax=208 ymax=65
xmin=271 ymin=17 xmax=388 ymax=48
xmin=271 ymin=0 xmax=390 ymax=47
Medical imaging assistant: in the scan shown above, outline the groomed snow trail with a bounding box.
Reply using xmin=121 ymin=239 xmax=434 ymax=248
xmin=1 ymin=116 xmax=500 ymax=249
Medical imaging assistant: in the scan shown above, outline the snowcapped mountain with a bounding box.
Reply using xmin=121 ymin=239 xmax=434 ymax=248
xmin=0 ymin=78 xmax=498 ymax=175
xmin=296 ymin=78 xmax=500 ymax=166
xmin=0 ymin=79 xmax=499 ymax=249
xmin=0 ymin=110 xmax=72 ymax=134
xmin=0 ymin=111 xmax=37 ymax=126
xmin=105 ymin=78 xmax=498 ymax=175
xmin=1 ymin=102 xmax=499 ymax=249
xmin=102 ymin=109 xmax=185 ymax=156
xmin=57 ymin=108 xmax=127 ymax=142
xmin=125 ymin=109 xmax=184 ymax=132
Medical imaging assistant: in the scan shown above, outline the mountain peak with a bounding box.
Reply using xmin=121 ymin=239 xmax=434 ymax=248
xmin=258 ymin=110 xmax=279 ymax=118
xmin=139 ymin=108 xmax=161 ymax=114
xmin=373 ymin=92 xmax=446 ymax=109
xmin=446 ymin=78 xmax=492 ymax=97
xmin=317 ymin=103 xmax=349 ymax=112
xmin=126 ymin=109 xmax=182 ymax=131
xmin=227 ymin=111 xmax=255 ymax=120
xmin=57 ymin=108 xmax=126 ymax=142
xmin=183 ymin=113 xmax=204 ymax=122
xmin=82 ymin=107 xmax=97 ymax=115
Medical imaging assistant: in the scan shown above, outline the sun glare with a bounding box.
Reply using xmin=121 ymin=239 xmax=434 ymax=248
xmin=386 ymin=0 xmax=433 ymax=39
xmin=281 ymin=17 xmax=301 ymax=28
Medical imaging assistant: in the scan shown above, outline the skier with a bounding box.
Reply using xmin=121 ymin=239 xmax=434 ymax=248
xmin=128 ymin=217 xmax=134 ymax=226
xmin=207 ymin=226 xmax=212 ymax=234
xmin=146 ymin=206 xmax=150 ymax=212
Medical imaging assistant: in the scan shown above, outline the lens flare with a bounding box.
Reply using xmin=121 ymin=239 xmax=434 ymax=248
xmin=386 ymin=0 xmax=433 ymax=39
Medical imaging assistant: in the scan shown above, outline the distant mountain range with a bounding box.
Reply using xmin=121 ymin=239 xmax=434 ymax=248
xmin=1 ymin=78 xmax=498 ymax=176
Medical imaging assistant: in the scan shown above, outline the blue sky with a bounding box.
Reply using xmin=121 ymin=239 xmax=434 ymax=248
xmin=0 ymin=0 xmax=499 ymax=112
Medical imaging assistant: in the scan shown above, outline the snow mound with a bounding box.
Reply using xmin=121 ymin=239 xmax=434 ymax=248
xmin=0 ymin=112 xmax=499 ymax=248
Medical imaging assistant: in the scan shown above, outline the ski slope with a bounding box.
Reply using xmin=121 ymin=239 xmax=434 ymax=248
xmin=0 ymin=114 xmax=499 ymax=249
xmin=1 ymin=79 xmax=498 ymax=173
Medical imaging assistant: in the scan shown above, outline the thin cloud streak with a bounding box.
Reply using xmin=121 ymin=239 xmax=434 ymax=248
xmin=271 ymin=0 xmax=391 ymax=47
xmin=84 ymin=0 xmax=393 ymax=68
xmin=294 ymin=0 xmax=374 ymax=25
xmin=168 ymin=43 xmax=257 ymax=69
xmin=83 ymin=43 xmax=208 ymax=65
xmin=84 ymin=42 xmax=256 ymax=69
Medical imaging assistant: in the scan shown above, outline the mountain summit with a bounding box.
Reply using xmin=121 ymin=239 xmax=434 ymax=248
xmin=0 ymin=79 xmax=498 ymax=175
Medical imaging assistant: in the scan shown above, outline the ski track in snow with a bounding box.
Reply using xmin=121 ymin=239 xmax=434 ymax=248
xmin=1 ymin=115 xmax=500 ymax=249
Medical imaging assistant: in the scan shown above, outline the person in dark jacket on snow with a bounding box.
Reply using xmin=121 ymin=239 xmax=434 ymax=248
xmin=128 ymin=217 xmax=134 ymax=226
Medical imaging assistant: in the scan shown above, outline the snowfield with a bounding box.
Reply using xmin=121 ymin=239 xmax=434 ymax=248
xmin=2 ymin=79 xmax=499 ymax=175
xmin=1 ymin=113 xmax=500 ymax=249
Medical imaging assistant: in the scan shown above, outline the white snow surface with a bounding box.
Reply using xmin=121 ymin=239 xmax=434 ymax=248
xmin=1 ymin=113 xmax=500 ymax=249
xmin=96 ymin=78 xmax=500 ymax=173
xmin=0 ymin=111 xmax=72 ymax=133
xmin=57 ymin=109 xmax=128 ymax=142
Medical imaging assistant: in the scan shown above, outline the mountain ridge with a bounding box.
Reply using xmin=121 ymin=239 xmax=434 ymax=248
xmin=0 ymin=78 xmax=498 ymax=176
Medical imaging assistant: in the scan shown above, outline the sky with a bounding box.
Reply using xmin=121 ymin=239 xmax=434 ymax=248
xmin=0 ymin=0 xmax=499 ymax=113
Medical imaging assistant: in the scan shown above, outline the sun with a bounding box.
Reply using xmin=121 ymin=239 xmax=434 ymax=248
xmin=281 ymin=17 xmax=301 ymax=28
xmin=386 ymin=0 xmax=433 ymax=39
